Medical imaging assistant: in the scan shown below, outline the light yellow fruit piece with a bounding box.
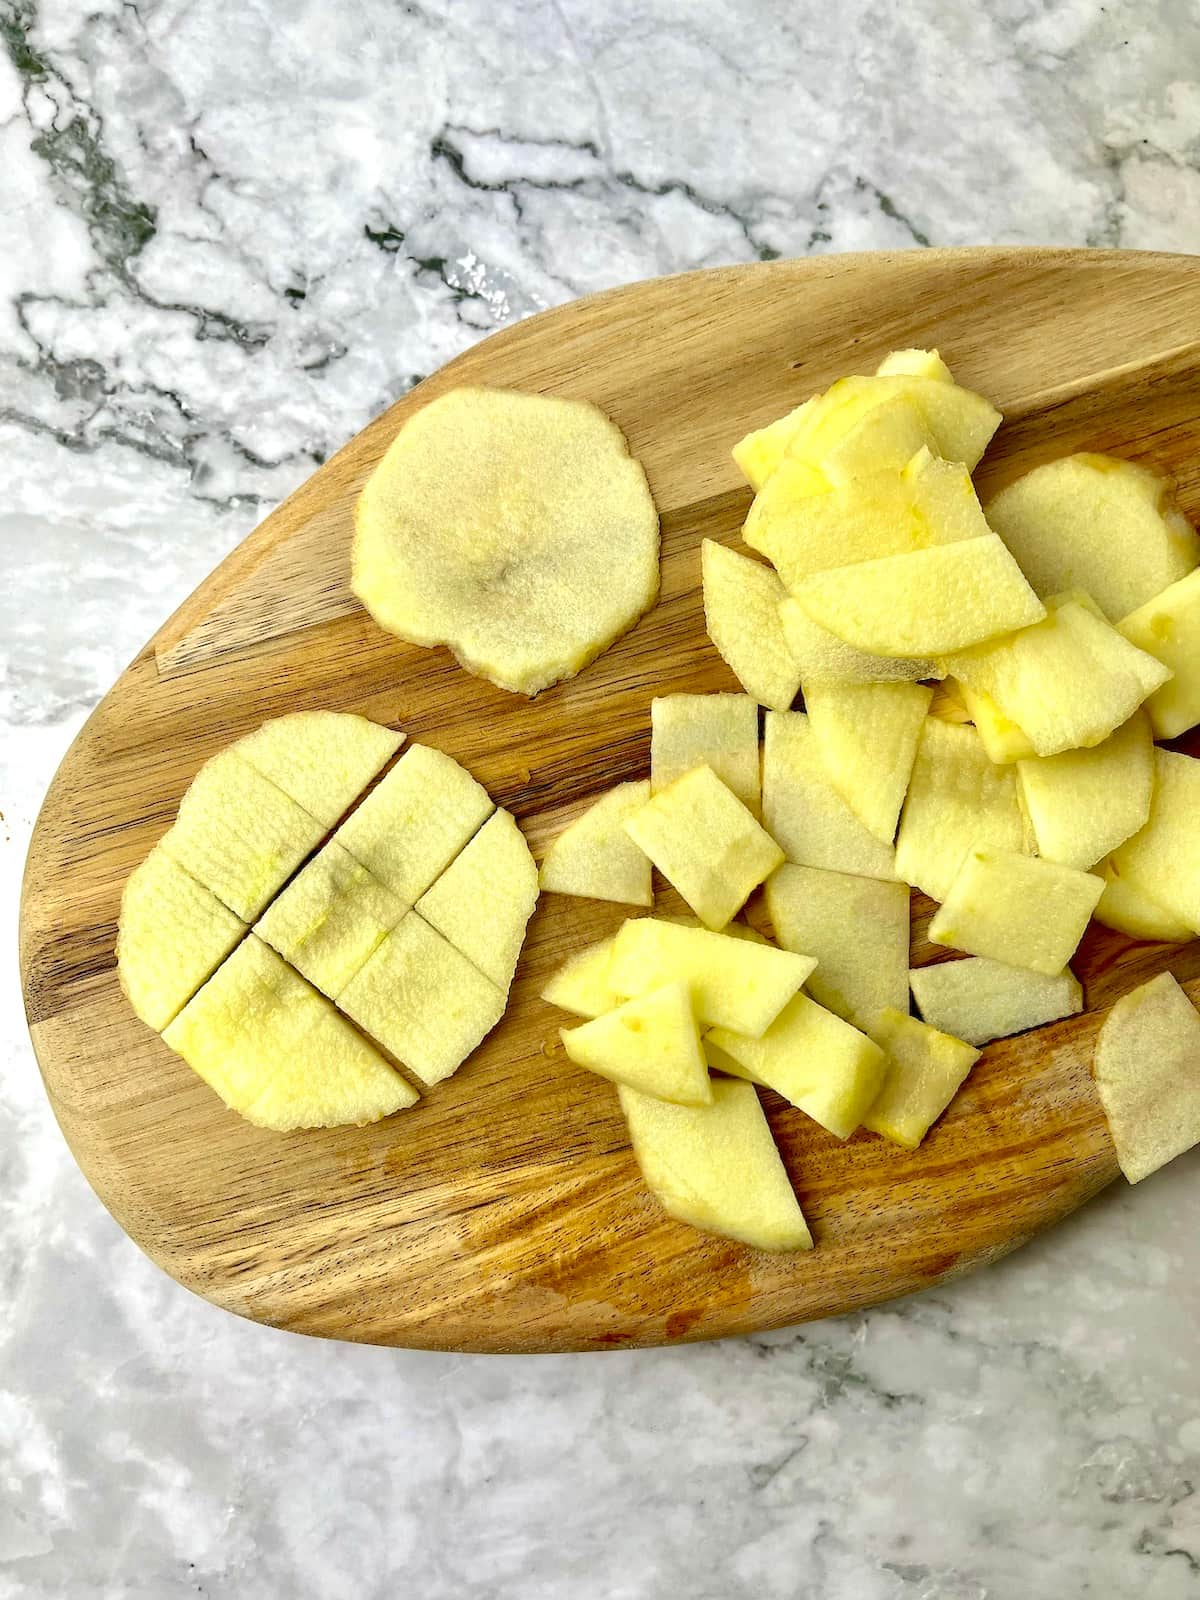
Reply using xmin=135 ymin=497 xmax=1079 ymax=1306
xmin=338 ymin=912 xmax=505 ymax=1086
xmin=928 ymin=847 xmax=1103 ymax=976
xmin=863 ymin=1008 xmax=980 ymax=1149
xmin=746 ymin=447 xmax=991 ymax=591
xmin=894 ymin=718 xmax=1028 ymax=903
xmin=1094 ymin=859 xmax=1195 ymax=943
xmin=874 ymin=348 xmax=954 ymax=383
xmin=762 ymin=711 xmax=897 ymax=880
xmin=538 ymin=782 xmax=651 ymax=908
xmin=950 ymin=678 xmax=1036 ymax=763
xmin=624 ymin=766 xmax=783 ymax=931
xmin=561 ymin=982 xmax=711 ymax=1105
xmin=1093 ymin=972 xmax=1200 ymax=1182
xmin=707 ymin=993 xmax=887 ymax=1140
xmin=333 ymin=742 xmax=493 ymax=907
xmin=765 ymin=863 xmax=909 ymax=1033
xmin=416 ymin=808 xmax=537 ymax=990
xmin=804 ymin=680 xmax=932 ymax=842
xmin=701 ymin=540 xmax=802 ymax=712
xmin=1109 ymin=749 xmax=1200 ymax=932
xmin=793 ymin=535 xmax=1046 ymax=659
xmin=161 ymin=936 xmax=413 ymax=1129
xmin=609 ymin=917 xmax=815 ymax=1036
xmin=117 ymin=845 xmax=247 ymax=1032
xmin=1017 ymin=714 xmax=1154 ymax=870
xmin=353 ymin=386 xmax=659 ymax=695
xmin=254 ymin=840 xmax=405 ymax=999
xmin=818 ymin=395 xmax=935 ymax=482
xmin=732 ymin=400 xmax=818 ymax=492
xmin=619 ymin=1078 xmax=812 ymax=1251
xmin=947 ymin=597 xmax=1171 ymax=759
xmin=778 ymin=596 xmax=938 ymax=684
xmin=540 ymin=936 xmax=621 ymax=1017
xmin=650 ymin=692 xmax=761 ymax=814
xmin=909 ymin=957 xmax=1082 ymax=1047
xmin=1117 ymin=568 xmax=1200 ymax=738
xmin=161 ymin=749 xmax=327 ymax=922
xmin=236 ymin=712 xmax=403 ymax=828
xmin=986 ymin=453 xmax=1200 ymax=623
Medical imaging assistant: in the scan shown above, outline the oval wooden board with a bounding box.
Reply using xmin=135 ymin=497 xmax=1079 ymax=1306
xmin=19 ymin=247 xmax=1200 ymax=1353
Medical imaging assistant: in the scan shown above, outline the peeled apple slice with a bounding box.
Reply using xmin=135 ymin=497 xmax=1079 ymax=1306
xmin=803 ymin=679 xmax=932 ymax=843
xmin=1117 ymin=567 xmax=1200 ymax=738
xmin=778 ymin=596 xmax=937 ymax=684
xmin=1094 ymin=859 xmax=1195 ymax=944
xmin=909 ymin=957 xmax=1082 ymax=1047
xmin=1109 ymin=749 xmax=1200 ymax=933
xmin=761 ymin=712 xmax=897 ymax=881
xmin=928 ymin=847 xmax=1103 ymax=977
xmin=701 ymin=540 xmax=802 ymax=712
xmin=538 ymin=782 xmax=652 ymax=908
xmin=353 ymin=386 xmax=659 ymax=695
xmin=560 ymin=983 xmax=711 ymax=1105
xmin=650 ymin=692 xmax=761 ymax=815
xmin=1093 ymin=972 xmax=1200 ymax=1182
xmin=1016 ymin=714 xmax=1154 ymax=870
xmin=540 ymin=936 xmax=622 ymax=1018
xmin=415 ymin=809 xmax=538 ymax=991
xmin=863 ymin=1009 xmax=980 ymax=1150
xmin=236 ymin=712 xmax=403 ymax=828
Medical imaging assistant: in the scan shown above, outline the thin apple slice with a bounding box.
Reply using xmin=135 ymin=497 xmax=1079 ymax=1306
xmin=538 ymin=782 xmax=652 ymax=908
xmin=1094 ymin=859 xmax=1195 ymax=944
xmin=1092 ymin=972 xmax=1200 ymax=1181
xmin=762 ymin=711 xmax=897 ymax=881
xmin=1117 ymin=567 xmax=1200 ymax=738
xmin=701 ymin=540 xmax=802 ymax=713
xmin=416 ymin=809 xmax=538 ymax=990
xmin=1016 ymin=714 xmax=1154 ymax=870
xmin=561 ymin=983 xmax=711 ymax=1104
xmin=909 ymin=957 xmax=1082 ymax=1046
xmin=928 ymin=847 xmax=1103 ymax=976
xmin=650 ymin=692 xmax=761 ymax=814
xmin=804 ymin=680 xmax=932 ymax=842
xmin=236 ymin=711 xmax=403 ymax=827
xmin=778 ymin=596 xmax=938 ymax=684
xmin=1109 ymin=749 xmax=1200 ymax=932
xmin=950 ymin=678 xmax=1036 ymax=763
xmin=540 ymin=936 xmax=622 ymax=1018
xmin=863 ymin=1008 xmax=980 ymax=1149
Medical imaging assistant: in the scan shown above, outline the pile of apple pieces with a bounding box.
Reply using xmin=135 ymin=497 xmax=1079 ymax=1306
xmin=118 ymin=712 xmax=538 ymax=1129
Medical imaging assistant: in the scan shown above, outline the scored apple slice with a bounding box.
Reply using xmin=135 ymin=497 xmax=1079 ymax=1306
xmin=1108 ymin=749 xmax=1200 ymax=933
xmin=236 ymin=711 xmax=403 ymax=827
xmin=928 ymin=847 xmax=1103 ymax=976
xmin=560 ymin=983 xmax=711 ymax=1105
xmin=1092 ymin=972 xmax=1200 ymax=1182
xmin=791 ymin=534 xmax=1046 ymax=658
xmin=1094 ymin=859 xmax=1195 ymax=944
xmin=764 ymin=863 xmax=909 ymax=1033
xmin=416 ymin=808 xmax=538 ymax=991
xmin=619 ymin=1079 xmax=812 ymax=1251
xmin=540 ymin=935 xmax=622 ymax=1017
xmin=909 ymin=957 xmax=1082 ymax=1047
xmin=650 ymin=692 xmax=761 ymax=814
xmin=608 ymin=918 xmax=815 ymax=1036
xmin=986 ymin=453 xmax=1200 ymax=622
xmin=762 ymin=711 xmax=897 ymax=880
xmin=707 ymin=993 xmax=887 ymax=1140
xmin=863 ymin=1008 xmax=980 ymax=1150
xmin=1016 ymin=713 xmax=1154 ymax=870
xmin=624 ymin=765 xmax=783 ymax=931
xmin=803 ymin=679 xmax=932 ymax=842
xmin=778 ymin=596 xmax=938 ymax=684
xmin=538 ymin=782 xmax=652 ymax=908
xmin=1117 ymin=567 xmax=1200 ymax=738
xmin=701 ymin=541 xmax=802 ymax=713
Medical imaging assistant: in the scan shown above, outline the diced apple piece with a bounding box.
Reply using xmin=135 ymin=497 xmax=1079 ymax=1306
xmin=875 ymin=348 xmax=954 ymax=383
xmin=1092 ymin=972 xmax=1200 ymax=1182
xmin=1016 ymin=714 xmax=1154 ymax=870
xmin=946 ymin=596 xmax=1170 ymax=759
xmin=762 ymin=712 xmax=897 ymax=881
xmin=707 ymin=993 xmax=887 ymax=1140
xmin=909 ymin=957 xmax=1082 ymax=1046
xmin=161 ymin=749 xmax=327 ymax=922
xmin=793 ymin=535 xmax=1047 ymax=659
xmin=928 ymin=847 xmax=1103 ymax=976
xmin=779 ymin=597 xmax=937 ymax=684
xmin=624 ymin=766 xmax=783 ymax=931
xmin=1117 ymin=568 xmax=1200 ymax=738
xmin=894 ymin=718 xmax=1028 ymax=902
xmin=804 ymin=680 xmax=932 ymax=842
xmin=117 ymin=845 xmax=247 ymax=1032
xmin=338 ymin=913 xmax=505 ymax=1086
xmin=1094 ymin=859 xmax=1195 ymax=943
xmin=162 ymin=935 xmax=414 ymax=1128
xmin=986 ymin=453 xmax=1200 ymax=622
xmin=609 ymin=918 xmax=815 ymax=1036
xmin=863 ymin=1008 xmax=980 ymax=1149
xmin=236 ymin=711 xmax=403 ymax=827
xmin=650 ymin=692 xmax=760 ymax=814
xmin=764 ymin=863 xmax=909 ymax=1033
xmin=416 ymin=809 xmax=538 ymax=990
xmin=255 ymin=839 xmax=405 ymax=998
xmin=701 ymin=541 xmax=802 ymax=712
xmin=561 ymin=983 xmax=711 ymax=1104
xmin=619 ymin=1079 xmax=812 ymax=1251
xmin=1109 ymin=750 xmax=1200 ymax=932
xmin=540 ymin=936 xmax=621 ymax=1017
xmin=950 ymin=678 xmax=1036 ymax=763
xmin=538 ymin=782 xmax=652 ymax=908
xmin=333 ymin=742 xmax=493 ymax=907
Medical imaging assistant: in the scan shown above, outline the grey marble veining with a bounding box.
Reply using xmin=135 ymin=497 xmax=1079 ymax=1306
xmin=3 ymin=0 xmax=1200 ymax=1594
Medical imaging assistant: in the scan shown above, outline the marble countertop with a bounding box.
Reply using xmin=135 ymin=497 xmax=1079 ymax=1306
xmin=4 ymin=1 xmax=1200 ymax=1594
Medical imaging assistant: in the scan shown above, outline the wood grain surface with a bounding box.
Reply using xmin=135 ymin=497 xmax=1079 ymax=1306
xmin=19 ymin=248 xmax=1200 ymax=1353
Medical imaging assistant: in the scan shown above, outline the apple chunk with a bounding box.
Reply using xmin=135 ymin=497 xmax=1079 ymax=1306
xmin=1109 ymin=749 xmax=1200 ymax=933
xmin=762 ymin=712 xmax=897 ymax=881
xmin=650 ymin=692 xmax=761 ymax=814
xmin=1016 ymin=714 xmax=1154 ymax=870
xmin=561 ymin=983 xmax=711 ymax=1104
xmin=863 ymin=1008 xmax=980 ymax=1150
xmin=237 ymin=711 xmax=403 ymax=827
xmin=1093 ymin=972 xmax=1200 ymax=1182
xmin=619 ymin=1079 xmax=812 ymax=1251
xmin=538 ymin=782 xmax=652 ymax=908
xmin=1117 ymin=567 xmax=1200 ymax=738
xmin=928 ymin=847 xmax=1103 ymax=976
xmin=540 ymin=936 xmax=622 ymax=1018
xmin=416 ymin=808 xmax=538 ymax=991
xmin=701 ymin=541 xmax=802 ymax=713
xmin=804 ymin=680 xmax=932 ymax=842
xmin=909 ymin=957 xmax=1082 ymax=1047
xmin=1094 ymin=860 xmax=1195 ymax=944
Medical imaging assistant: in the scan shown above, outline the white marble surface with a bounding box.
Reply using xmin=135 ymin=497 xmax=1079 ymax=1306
xmin=4 ymin=0 xmax=1200 ymax=1593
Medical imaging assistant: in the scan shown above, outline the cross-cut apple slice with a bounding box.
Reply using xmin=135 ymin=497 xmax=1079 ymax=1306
xmin=561 ymin=983 xmax=711 ymax=1105
xmin=1094 ymin=859 xmax=1195 ymax=944
xmin=701 ymin=541 xmax=802 ymax=712
xmin=540 ymin=936 xmax=622 ymax=1018
xmin=1108 ymin=749 xmax=1200 ymax=933
xmin=1117 ymin=567 xmax=1200 ymax=738
xmin=863 ymin=1009 xmax=980 ymax=1149
xmin=928 ymin=847 xmax=1103 ymax=976
xmin=778 ymin=596 xmax=937 ymax=684
xmin=1016 ymin=713 xmax=1154 ymax=870
xmin=651 ymin=690 xmax=761 ymax=815
xmin=804 ymin=679 xmax=932 ymax=842
xmin=538 ymin=782 xmax=652 ymax=907
xmin=909 ymin=957 xmax=1082 ymax=1047
xmin=1092 ymin=972 xmax=1200 ymax=1182
xmin=236 ymin=711 xmax=403 ymax=827
xmin=762 ymin=711 xmax=897 ymax=880
xmin=416 ymin=808 xmax=538 ymax=991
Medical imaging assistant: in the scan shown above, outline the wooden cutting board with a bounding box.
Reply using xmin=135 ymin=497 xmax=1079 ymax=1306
xmin=19 ymin=248 xmax=1200 ymax=1352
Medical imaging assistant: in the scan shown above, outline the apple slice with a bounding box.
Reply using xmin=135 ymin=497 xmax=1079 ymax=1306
xmin=949 ymin=678 xmax=1036 ymax=763
xmin=778 ymin=596 xmax=938 ymax=684
xmin=707 ymin=993 xmax=887 ymax=1140
xmin=1109 ymin=749 xmax=1200 ymax=932
xmin=1092 ymin=972 xmax=1200 ymax=1182
xmin=609 ymin=918 xmax=815 ymax=1036
xmin=1117 ymin=567 xmax=1200 ymax=738
xmin=650 ymin=692 xmax=761 ymax=814
xmin=875 ymin=348 xmax=954 ymax=382
xmin=538 ymin=781 xmax=652 ymax=908
xmin=236 ymin=711 xmax=403 ymax=827
xmin=1094 ymin=859 xmax=1195 ymax=944
xmin=1016 ymin=714 xmax=1154 ymax=870
xmin=701 ymin=541 xmax=802 ymax=713
xmin=764 ymin=863 xmax=909 ymax=1033
xmin=928 ymin=847 xmax=1103 ymax=976
xmin=619 ymin=1079 xmax=812 ymax=1251
xmin=986 ymin=453 xmax=1199 ymax=622
xmin=762 ymin=712 xmax=897 ymax=881
xmin=540 ymin=936 xmax=622 ymax=1017
xmin=863 ymin=1008 xmax=980 ymax=1150
xmin=624 ymin=765 xmax=783 ymax=931
xmin=817 ymin=394 xmax=934 ymax=481
xmin=415 ymin=809 xmax=538 ymax=990
xmin=561 ymin=983 xmax=711 ymax=1105
xmin=804 ymin=680 xmax=932 ymax=842
xmin=909 ymin=957 xmax=1082 ymax=1046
